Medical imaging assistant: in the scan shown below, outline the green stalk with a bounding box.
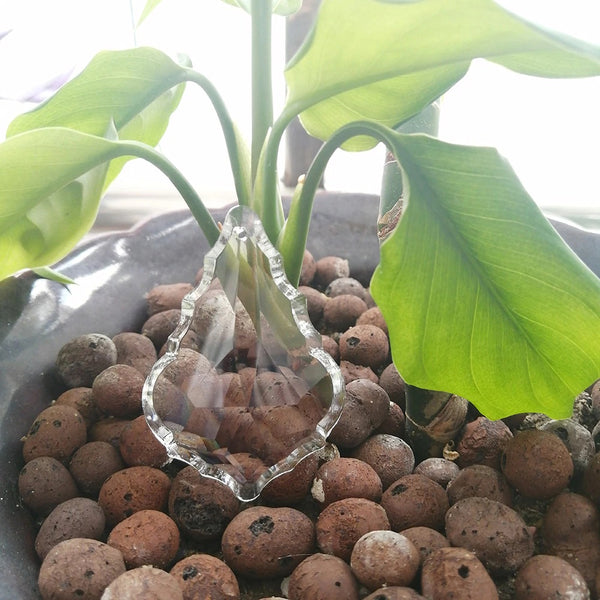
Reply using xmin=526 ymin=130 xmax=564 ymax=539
xmin=278 ymin=118 xmax=378 ymax=284
xmin=256 ymin=108 xmax=295 ymax=243
xmin=184 ymin=68 xmax=251 ymax=207
xmin=251 ymin=0 xmax=273 ymax=183
xmin=120 ymin=140 xmax=221 ymax=245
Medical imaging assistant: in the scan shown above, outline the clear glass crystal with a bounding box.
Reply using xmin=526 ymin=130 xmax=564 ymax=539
xmin=142 ymin=205 xmax=345 ymax=501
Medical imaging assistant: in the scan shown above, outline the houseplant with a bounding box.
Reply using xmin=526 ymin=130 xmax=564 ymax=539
xmin=2 ymin=0 xmax=600 ymax=471
xmin=3 ymin=2 xmax=600 ymax=596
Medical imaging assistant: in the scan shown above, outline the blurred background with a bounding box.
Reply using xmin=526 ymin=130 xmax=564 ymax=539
xmin=1 ymin=0 xmax=599 ymax=232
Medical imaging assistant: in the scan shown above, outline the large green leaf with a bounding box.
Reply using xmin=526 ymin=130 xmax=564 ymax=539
xmin=0 ymin=128 xmax=121 ymax=279
xmin=8 ymin=47 xmax=188 ymax=138
xmin=103 ymin=72 xmax=187 ymax=190
xmin=1 ymin=48 xmax=191 ymax=277
xmin=284 ymin=0 xmax=600 ymax=150
xmin=7 ymin=47 xmax=189 ymax=188
xmin=0 ymin=127 xmax=218 ymax=280
xmin=370 ymin=133 xmax=600 ymax=420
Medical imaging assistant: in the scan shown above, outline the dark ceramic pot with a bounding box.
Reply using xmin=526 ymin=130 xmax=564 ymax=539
xmin=0 ymin=192 xmax=598 ymax=599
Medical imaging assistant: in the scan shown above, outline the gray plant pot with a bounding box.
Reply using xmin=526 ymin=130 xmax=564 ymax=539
xmin=0 ymin=192 xmax=598 ymax=599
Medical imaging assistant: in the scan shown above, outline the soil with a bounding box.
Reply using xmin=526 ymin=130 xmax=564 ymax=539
xmin=17 ymin=251 xmax=600 ymax=600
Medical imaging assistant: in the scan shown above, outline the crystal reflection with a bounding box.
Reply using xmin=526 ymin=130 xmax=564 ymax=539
xmin=143 ymin=205 xmax=345 ymax=501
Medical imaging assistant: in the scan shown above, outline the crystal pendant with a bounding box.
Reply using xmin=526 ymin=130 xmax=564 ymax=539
xmin=142 ymin=205 xmax=345 ymax=501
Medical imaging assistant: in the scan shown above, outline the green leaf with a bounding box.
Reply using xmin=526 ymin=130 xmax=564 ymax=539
xmin=370 ymin=134 xmax=600 ymax=420
xmin=32 ymin=266 xmax=76 ymax=285
xmin=8 ymin=47 xmax=188 ymax=139
xmin=5 ymin=47 xmax=189 ymax=222
xmin=219 ymin=0 xmax=301 ymax=15
xmin=138 ymin=0 xmax=164 ymax=25
xmin=0 ymin=128 xmax=120 ymax=279
xmin=103 ymin=66 xmax=187 ymax=189
xmin=285 ymin=0 xmax=600 ymax=150
xmin=0 ymin=127 xmax=218 ymax=280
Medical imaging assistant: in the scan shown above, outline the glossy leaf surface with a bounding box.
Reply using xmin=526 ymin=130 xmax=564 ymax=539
xmin=370 ymin=134 xmax=600 ymax=419
xmin=285 ymin=0 xmax=600 ymax=150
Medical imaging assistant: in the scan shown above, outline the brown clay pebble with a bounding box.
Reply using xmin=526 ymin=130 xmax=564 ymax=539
xmin=455 ymin=416 xmax=513 ymax=470
xmin=321 ymin=334 xmax=339 ymax=362
xmin=316 ymin=497 xmax=390 ymax=561
xmin=445 ymin=496 xmax=534 ymax=575
xmin=299 ymin=286 xmax=328 ymax=327
xmin=381 ymin=474 xmax=448 ymax=532
xmin=328 ymin=379 xmax=390 ymax=448
xmin=89 ymin=418 xmax=131 ymax=448
xmin=100 ymin=566 xmax=183 ymax=600
xmin=352 ymin=433 xmax=415 ymax=490
xmin=18 ymin=456 xmax=79 ymax=516
xmin=325 ymin=277 xmax=368 ymax=301
xmin=299 ymin=249 xmax=317 ymax=286
xmin=22 ymin=404 xmax=87 ymax=464
xmin=146 ymin=282 xmax=193 ymax=315
xmin=287 ymin=553 xmax=359 ymax=600
xmin=421 ymin=546 xmax=499 ymax=600
xmin=350 ymin=530 xmax=420 ymax=590
xmin=168 ymin=465 xmax=240 ymax=541
xmin=161 ymin=347 xmax=213 ymax=387
xmin=107 ymin=509 xmax=180 ymax=570
xmin=541 ymin=492 xmax=600 ymax=593
xmin=514 ymin=554 xmax=590 ymax=600
xmin=339 ymin=324 xmax=389 ymax=370
xmin=141 ymin=308 xmax=181 ymax=350
xmin=92 ymin=364 xmax=145 ymax=418
xmin=311 ymin=457 xmax=382 ymax=506
xmin=119 ymin=415 xmax=168 ymax=468
xmin=363 ymin=588 xmax=425 ymax=600
xmin=55 ymin=333 xmax=118 ymax=388
xmin=35 ymin=498 xmax=106 ymax=560
xmin=260 ymin=454 xmax=319 ymax=505
xmin=151 ymin=376 xmax=191 ymax=424
xmin=313 ymin=256 xmax=350 ymax=289
xmin=339 ymin=360 xmax=379 ymax=385
xmin=356 ymin=305 xmax=388 ymax=335
xmin=112 ymin=331 xmax=158 ymax=377
xmin=38 ymin=538 xmax=126 ymax=600
xmin=378 ymin=362 xmax=406 ymax=409
xmin=501 ymin=428 xmax=573 ymax=499
xmin=54 ymin=387 xmax=98 ymax=429
xmin=413 ymin=457 xmax=459 ymax=489
xmin=170 ymin=554 xmax=239 ymax=600
xmin=69 ymin=441 xmax=125 ymax=496
xmin=98 ymin=466 xmax=171 ymax=527
xmin=322 ymin=294 xmax=368 ymax=332
xmin=446 ymin=464 xmax=513 ymax=506
xmin=583 ymin=451 xmax=600 ymax=503
xmin=374 ymin=401 xmax=405 ymax=437
xmin=540 ymin=418 xmax=595 ymax=477
xmin=221 ymin=506 xmax=315 ymax=579
xmin=400 ymin=526 xmax=450 ymax=565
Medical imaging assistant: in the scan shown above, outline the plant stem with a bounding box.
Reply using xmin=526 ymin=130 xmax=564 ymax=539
xmin=254 ymin=109 xmax=294 ymax=243
xmin=121 ymin=141 xmax=220 ymax=245
xmin=185 ymin=69 xmax=251 ymax=207
xmin=278 ymin=119 xmax=470 ymax=455
xmin=251 ymin=0 xmax=273 ymax=183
